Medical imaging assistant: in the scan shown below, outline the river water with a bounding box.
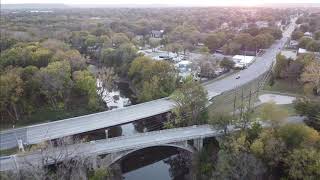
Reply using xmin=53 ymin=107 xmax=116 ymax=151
xmin=119 ymin=146 xmax=192 ymax=180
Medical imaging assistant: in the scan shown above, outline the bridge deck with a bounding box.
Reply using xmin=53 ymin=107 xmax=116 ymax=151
xmin=0 ymin=116 xmax=303 ymax=172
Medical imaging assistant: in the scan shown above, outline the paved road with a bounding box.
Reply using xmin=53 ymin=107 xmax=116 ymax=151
xmin=0 ymin=18 xmax=297 ymax=150
xmin=0 ymin=116 xmax=304 ymax=171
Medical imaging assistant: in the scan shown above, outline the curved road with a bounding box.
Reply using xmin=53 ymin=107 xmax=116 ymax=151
xmin=0 ymin=18 xmax=297 ymax=150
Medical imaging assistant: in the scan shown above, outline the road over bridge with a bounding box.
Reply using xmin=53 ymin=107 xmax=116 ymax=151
xmin=0 ymin=18 xmax=297 ymax=150
xmin=0 ymin=116 xmax=304 ymax=171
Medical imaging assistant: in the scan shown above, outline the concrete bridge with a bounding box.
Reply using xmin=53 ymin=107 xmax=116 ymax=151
xmin=0 ymin=125 xmax=222 ymax=171
xmin=0 ymin=115 xmax=304 ymax=172
xmin=0 ymin=18 xmax=297 ymax=150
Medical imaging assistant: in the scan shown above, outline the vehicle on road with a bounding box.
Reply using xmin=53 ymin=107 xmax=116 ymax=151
xmin=236 ymin=75 xmax=241 ymax=79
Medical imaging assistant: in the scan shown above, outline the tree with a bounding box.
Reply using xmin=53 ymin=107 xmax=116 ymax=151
xmin=73 ymin=70 xmax=100 ymax=110
xmin=169 ymin=77 xmax=208 ymax=127
xmin=213 ymin=135 xmax=266 ymax=179
xmin=298 ymin=37 xmax=313 ymax=49
xmin=209 ymin=112 xmax=233 ymax=134
xmin=273 ymin=54 xmax=289 ymax=79
xmin=149 ymin=37 xmax=161 ymax=52
xmin=306 ymin=40 xmax=320 ymax=52
xmin=35 ymin=61 xmax=72 ymax=109
xmin=315 ymin=30 xmax=320 ymax=40
xmin=278 ymin=124 xmax=320 ymax=150
xmin=96 ymin=67 xmax=119 ymax=104
xmin=259 ymin=102 xmax=288 ymax=128
xmin=291 ymin=30 xmax=304 ymax=40
xmin=204 ymin=32 xmax=226 ymax=51
xmin=0 ymin=68 xmax=24 ymax=123
xmin=300 ymin=61 xmax=320 ymax=95
xmin=220 ymin=57 xmax=235 ymax=70
xmin=285 ymin=148 xmax=320 ymax=179
xmin=129 ymin=56 xmax=177 ymax=102
xmin=294 ymin=98 xmax=320 ymax=130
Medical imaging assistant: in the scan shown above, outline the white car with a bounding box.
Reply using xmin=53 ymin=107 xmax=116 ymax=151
xmin=236 ymin=75 xmax=241 ymax=79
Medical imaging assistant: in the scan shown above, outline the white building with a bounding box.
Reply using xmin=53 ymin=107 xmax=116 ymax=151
xmin=298 ymin=48 xmax=308 ymax=54
xmin=280 ymin=50 xmax=297 ymax=60
xmin=304 ymin=32 xmax=313 ymax=38
xmin=255 ymin=21 xmax=269 ymax=28
xmin=175 ymin=60 xmax=195 ymax=79
xmin=232 ymin=55 xmax=255 ymax=68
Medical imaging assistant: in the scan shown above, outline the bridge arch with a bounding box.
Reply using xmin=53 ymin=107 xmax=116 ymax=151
xmin=105 ymin=143 xmax=195 ymax=166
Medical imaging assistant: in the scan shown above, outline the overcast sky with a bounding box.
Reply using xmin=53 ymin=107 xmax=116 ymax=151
xmin=2 ymin=0 xmax=320 ymax=6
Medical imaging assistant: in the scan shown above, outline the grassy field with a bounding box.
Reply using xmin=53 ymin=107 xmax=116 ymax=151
xmin=1 ymin=106 xmax=95 ymax=130
xmin=264 ymin=79 xmax=304 ymax=95
xmin=208 ymin=74 xmax=265 ymax=118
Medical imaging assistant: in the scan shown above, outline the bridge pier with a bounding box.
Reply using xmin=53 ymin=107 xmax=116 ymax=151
xmin=193 ymin=138 xmax=203 ymax=151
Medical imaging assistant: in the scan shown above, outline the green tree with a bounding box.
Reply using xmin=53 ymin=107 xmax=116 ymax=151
xmin=36 ymin=61 xmax=72 ymax=109
xmin=273 ymin=54 xmax=289 ymax=79
xmin=209 ymin=112 xmax=233 ymax=134
xmin=220 ymin=57 xmax=235 ymax=70
xmin=129 ymin=56 xmax=177 ymax=102
xmin=285 ymin=148 xmax=320 ymax=179
xmin=73 ymin=70 xmax=100 ymax=110
xmin=169 ymin=77 xmax=208 ymax=127
xmin=299 ymin=37 xmax=313 ymax=49
xmin=0 ymin=68 xmax=24 ymax=123
xmin=291 ymin=31 xmax=304 ymax=40
xmin=259 ymin=102 xmax=288 ymax=128
xmin=294 ymin=98 xmax=320 ymax=130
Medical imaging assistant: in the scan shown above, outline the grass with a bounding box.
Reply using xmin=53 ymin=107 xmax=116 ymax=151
xmin=251 ymin=103 xmax=298 ymax=119
xmin=264 ymin=79 xmax=304 ymax=95
xmin=0 ymin=148 xmax=18 ymax=156
xmin=208 ymin=75 xmax=263 ymax=117
xmin=1 ymin=106 xmax=96 ymax=131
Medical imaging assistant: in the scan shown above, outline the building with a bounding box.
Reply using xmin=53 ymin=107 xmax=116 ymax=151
xmin=298 ymin=48 xmax=308 ymax=54
xmin=220 ymin=22 xmax=229 ymax=29
xmin=288 ymin=40 xmax=299 ymax=49
xmin=304 ymin=32 xmax=313 ymax=38
xmin=232 ymin=55 xmax=255 ymax=68
xmin=150 ymin=30 xmax=164 ymax=38
xmin=255 ymin=21 xmax=269 ymax=28
xmin=175 ymin=60 xmax=196 ymax=79
xmin=280 ymin=50 xmax=297 ymax=60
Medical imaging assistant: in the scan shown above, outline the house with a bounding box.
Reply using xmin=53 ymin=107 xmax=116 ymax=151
xmin=175 ymin=60 xmax=195 ymax=79
xmin=280 ymin=50 xmax=297 ymax=60
xmin=255 ymin=21 xmax=269 ymax=28
xmin=288 ymin=40 xmax=299 ymax=49
xmin=304 ymin=32 xmax=313 ymax=38
xmin=220 ymin=22 xmax=229 ymax=29
xmin=150 ymin=30 xmax=164 ymax=38
xmin=298 ymin=48 xmax=308 ymax=54
xmin=232 ymin=55 xmax=255 ymax=69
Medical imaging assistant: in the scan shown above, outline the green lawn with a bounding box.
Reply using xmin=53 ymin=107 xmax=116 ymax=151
xmin=264 ymin=79 xmax=304 ymax=95
xmin=208 ymin=76 xmax=263 ymax=117
xmin=1 ymin=106 xmax=97 ymax=131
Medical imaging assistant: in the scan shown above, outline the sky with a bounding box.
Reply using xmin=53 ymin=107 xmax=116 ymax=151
xmin=2 ymin=0 xmax=320 ymax=6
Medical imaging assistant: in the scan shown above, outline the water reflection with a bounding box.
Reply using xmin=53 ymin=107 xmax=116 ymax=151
xmin=119 ymin=146 xmax=192 ymax=180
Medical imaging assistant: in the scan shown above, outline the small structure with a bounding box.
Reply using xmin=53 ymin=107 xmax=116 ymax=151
xmin=280 ymin=50 xmax=297 ymax=60
xmin=220 ymin=22 xmax=229 ymax=29
xmin=298 ymin=48 xmax=308 ymax=54
xmin=175 ymin=60 xmax=195 ymax=79
xmin=232 ymin=55 xmax=255 ymax=69
xmin=288 ymin=40 xmax=299 ymax=49
xmin=304 ymin=32 xmax=313 ymax=38
xmin=255 ymin=21 xmax=269 ymax=28
xmin=150 ymin=30 xmax=164 ymax=38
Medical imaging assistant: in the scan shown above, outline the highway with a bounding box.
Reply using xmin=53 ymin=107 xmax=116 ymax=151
xmin=0 ymin=116 xmax=303 ymax=171
xmin=0 ymin=18 xmax=297 ymax=150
